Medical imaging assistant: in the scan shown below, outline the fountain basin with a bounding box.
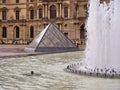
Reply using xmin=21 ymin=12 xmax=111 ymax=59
xmin=66 ymin=63 xmax=120 ymax=79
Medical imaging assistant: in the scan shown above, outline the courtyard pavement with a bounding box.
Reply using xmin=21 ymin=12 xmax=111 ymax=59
xmin=0 ymin=45 xmax=33 ymax=57
xmin=0 ymin=45 xmax=82 ymax=58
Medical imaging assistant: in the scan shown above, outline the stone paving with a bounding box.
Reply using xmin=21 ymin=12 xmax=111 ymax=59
xmin=0 ymin=45 xmax=31 ymax=57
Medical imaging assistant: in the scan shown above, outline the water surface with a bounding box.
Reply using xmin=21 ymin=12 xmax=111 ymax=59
xmin=0 ymin=51 xmax=120 ymax=90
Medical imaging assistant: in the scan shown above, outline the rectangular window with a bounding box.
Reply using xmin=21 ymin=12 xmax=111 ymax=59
xmin=2 ymin=10 xmax=6 ymax=20
xmin=16 ymin=11 xmax=20 ymax=20
xmin=39 ymin=8 xmax=42 ymax=18
xmin=30 ymin=10 xmax=34 ymax=19
xmin=64 ymin=7 xmax=68 ymax=18
xmin=50 ymin=5 xmax=56 ymax=18
xmin=30 ymin=30 xmax=34 ymax=38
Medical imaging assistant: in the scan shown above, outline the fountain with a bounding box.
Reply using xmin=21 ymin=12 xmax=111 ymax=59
xmin=66 ymin=0 xmax=120 ymax=78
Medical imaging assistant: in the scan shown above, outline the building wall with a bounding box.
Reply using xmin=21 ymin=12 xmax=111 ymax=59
xmin=0 ymin=0 xmax=89 ymax=45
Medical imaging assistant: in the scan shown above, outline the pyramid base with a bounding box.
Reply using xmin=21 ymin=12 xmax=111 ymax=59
xmin=35 ymin=47 xmax=80 ymax=52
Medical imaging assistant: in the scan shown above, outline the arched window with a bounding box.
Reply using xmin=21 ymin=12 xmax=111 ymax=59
xmin=39 ymin=8 xmax=42 ymax=18
xmin=64 ymin=7 xmax=68 ymax=18
xmin=30 ymin=10 xmax=34 ymax=19
xmin=50 ymin=5 xmax=56 ymax=18
xmin=30 ymin=26 xmax=34 ymax=38
xmin=2 ymin=27 xmax=7 ymax=38
xmin=16 ymin=26 xmax=20 ymax=38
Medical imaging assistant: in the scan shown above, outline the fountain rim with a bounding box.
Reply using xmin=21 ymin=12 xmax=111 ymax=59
xmin=65 ymin=63 xmax=120 ymax=79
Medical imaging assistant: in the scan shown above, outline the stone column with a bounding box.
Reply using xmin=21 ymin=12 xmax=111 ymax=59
xmin=12 ymin=26 xmax=15 ymax=40
xmin=45 ymin=4 xmax=48 ymax=18
xmin=25 ymin=24 xmax=29 ymax=44
xmin=26 ymin=2 xmax=29 ymax=19
xmin=74 ymin=23 xmax=77 ymax=39
xmin=76 ymin=23 xmax=80 ymax=40
xmin=56 ymin=4 xmax=59 ymax=18
xmin=74 ymin=1 xmax=78 ymax=18
xmin=57 ymin=3 xmax=59 ymax=17
xmin=43 ymin=2 xmax=48 ymax=18
xmin=34 ymin=1 xmax=37 ymax=19
xmin=60 ymin=3 xmax=62 ymax=17
xmin=43 ymin=4 xmax=45 ymax=18
xmin=0 ymin=27 xmax=2 ymax=39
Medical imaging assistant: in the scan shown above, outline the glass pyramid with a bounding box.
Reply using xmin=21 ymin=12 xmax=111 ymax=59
xmin=25 ymin=23 xmax=79 ymax=52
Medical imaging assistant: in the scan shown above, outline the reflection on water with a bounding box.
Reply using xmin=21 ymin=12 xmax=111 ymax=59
xmin=0 ymin=51 xmax=120 ymax=90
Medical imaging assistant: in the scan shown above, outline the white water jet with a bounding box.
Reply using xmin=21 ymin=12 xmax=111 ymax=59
xmin=77 ymin=0 xmax=120 ymax=75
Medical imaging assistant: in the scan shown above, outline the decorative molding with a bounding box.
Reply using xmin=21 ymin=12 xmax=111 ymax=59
xmin=14 ymin=7 xmax=21 ymax=11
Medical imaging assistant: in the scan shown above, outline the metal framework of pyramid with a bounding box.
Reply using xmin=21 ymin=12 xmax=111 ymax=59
xmin=25 ymin=23 xmax=79 ymax=52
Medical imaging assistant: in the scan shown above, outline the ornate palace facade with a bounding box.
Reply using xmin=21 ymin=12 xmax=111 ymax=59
xmin=0 ymin=0 xmax=108 ymax=45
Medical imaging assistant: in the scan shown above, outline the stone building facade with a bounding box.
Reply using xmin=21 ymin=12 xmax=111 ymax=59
xmin=0 ymin=0 xmax=108 ymax=45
